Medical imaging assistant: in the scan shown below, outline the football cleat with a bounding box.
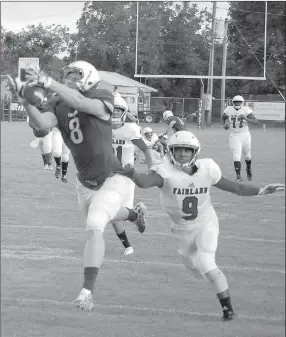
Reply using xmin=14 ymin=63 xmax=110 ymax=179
xmin=123 ymin=246 xmax=134 ymax=256
xmin=61 ymin=175 xmax=68 ymax=183
xmin=246 ymin=168 xmax=252 ymax=181
xmin=48 ymin=165 xmax=53 ymax=171
xmin=73 ymin=288 xmax=94 ymax=312
xmin=235 ymin=175 xmax=243 ymax=182
xmin=42 ymin=164 xmax=49 ymax=170
xmin=55 ymin=166 xmax=61 ymax=178
xmin=133 ymin=202 xmax=147 ymax=233
xmin=222 ymin=308 xmax=236 ymax=321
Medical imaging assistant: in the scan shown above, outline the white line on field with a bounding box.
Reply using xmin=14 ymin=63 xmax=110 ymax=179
xmin=1 ymin=250 xmax=284 ymax=274
xmin=2 ymin=224 xmax=285 ymax=244
xmin=0 ymin=296 xmax=284 ymax=323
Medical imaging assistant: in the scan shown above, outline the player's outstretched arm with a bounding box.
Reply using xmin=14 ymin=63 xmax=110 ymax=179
xmin=24 ymin=67 xmax=110 ymax=121
xmin=123 ymin=165 xmax=164 ymax=189
xmin=214 ymin=176 xmax=284 ymax=196
xmin=7 ymin=75 xmax=57 ymax=131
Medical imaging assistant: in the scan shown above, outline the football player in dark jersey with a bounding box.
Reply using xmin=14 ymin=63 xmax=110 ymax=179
xmin=162 ymin=110 xmax=188 ymax=136
xmin=8 ymin=61 xmax=148 ymax=312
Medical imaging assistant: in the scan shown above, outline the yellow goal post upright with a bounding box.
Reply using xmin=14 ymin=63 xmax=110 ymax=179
xmin=133 ymin=1 xmax=268 ymax=128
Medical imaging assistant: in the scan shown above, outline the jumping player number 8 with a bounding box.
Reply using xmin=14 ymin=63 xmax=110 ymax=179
xmin=69 ymin=117 xmax=83 ymax=144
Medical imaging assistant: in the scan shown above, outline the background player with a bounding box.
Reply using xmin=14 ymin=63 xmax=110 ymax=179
xmin=162 ymin=110 xmax=188 ymax=136
xmin=27 ymin=97 xmax=53 ymax=170
xmin=8 ymin=60 xmax=147 ymax=312
xmin=142 ymin=127 xmax=165 ymax=163
xmin=111 ymin=94 xmax=153 ymax=255
xmin=124 ymin=130 xmax=284 ymax=321
xmin=222 ymin=95 xmax=258 ymax=181
xmin=52 ymin=126 xmax=70 ymax=183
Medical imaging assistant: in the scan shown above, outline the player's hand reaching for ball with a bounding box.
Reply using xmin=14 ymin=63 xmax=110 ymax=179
xmin=258 ymin=183 xmax=285 ymax=195
xmin=24 ymin=65 xmax=52 ymax=89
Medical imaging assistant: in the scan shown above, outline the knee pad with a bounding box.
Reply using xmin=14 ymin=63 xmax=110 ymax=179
xmin=53 ymin=152 xmax=62 ymax=158
xmin=85 ymin=228 xmax=103 ymax=240
xmin=233 ymin=153 xmax=241 ymax=162
xmin=192 ymin=251 xmax=217 ymax=276
xmin=86 ymin=208 xmax=110 ymax=232
xmin=61 ymin=153 xmax=70 ymax=162
xmin=244 ymin=153 xmax=251 ymax=161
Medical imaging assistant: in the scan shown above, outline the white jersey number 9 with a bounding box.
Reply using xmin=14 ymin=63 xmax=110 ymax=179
xmin=69 ymin=116 xmax=83 ymax=144
xmin=182 ymin=196 xmax=198 ymax=220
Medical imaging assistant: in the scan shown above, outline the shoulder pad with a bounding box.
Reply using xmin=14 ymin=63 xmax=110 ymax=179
xmin=197 ymin=158 xmax=222 ymax=185
xmin=150 ymin=160 xmax=172 ymax=179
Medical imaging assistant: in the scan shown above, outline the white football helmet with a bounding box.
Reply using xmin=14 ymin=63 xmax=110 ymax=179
xmin=143 ymin=127 xmax=153 ymax=140
xmin=232 ymin=95 xmax=244 ymax=110
xmin=167 ymin=131 xmax=201 ymax=170
xmin=61 ymin=60 xmax=100 ymax=92
xmin=163 ymin=110 xmax=173 ymax=121
xmin=111 ymin=93 xmax=128 ymax=127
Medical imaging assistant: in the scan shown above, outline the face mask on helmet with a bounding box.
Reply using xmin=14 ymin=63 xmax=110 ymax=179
xmin=232 ymin=96 xmax=244 ymax=111
xmin=37 ymin=97 xmax=47 ymax=109
xmin=60 ymin=61 xmax=100 ymax=92
xmin=111 ymin=108 xmax=127 ymax=127
xmin=167 ymin=131 xmax=201 ymax=171
xmin=163 ymin=110 xmax=173 ymax=121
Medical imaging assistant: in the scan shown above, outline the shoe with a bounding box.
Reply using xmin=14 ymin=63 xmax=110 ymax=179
xmin=42 ymin=164 xmax=49 ymax=170
xmin=61 ymin=175 xmax=68 ymax=183
xmin=48 ymin=165 xmax=53 ymax=171
xmin=222 ymin=307 xmax=236 ymax=321
xmin=73 ymin=288 xmax=94 ymax=312
xmin=55 ymin=166 xmax=61 ymax=179
xmin=235 ymin=175 xmax=243 ymax=182
xmin=246 ymin=168 xmax=252 ymax=181
xmin=133 ymin=202 xmax=147 ymax=233
xmin=123 ymin=247 xmax=134 ymax=256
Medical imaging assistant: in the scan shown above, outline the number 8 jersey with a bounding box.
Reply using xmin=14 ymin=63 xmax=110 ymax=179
xmin=151 ymin=158 xmax=222 ymax=230
xmin=112 ymin=123 xmax=142 ymax=166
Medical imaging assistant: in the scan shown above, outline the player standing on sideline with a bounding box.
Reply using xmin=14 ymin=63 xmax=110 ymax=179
xmin=124 ymin=130 xmax=284 ymax=321
xmin=7 ymin=60 xmax=148 ymax=312
xmin=162 ymin=110 xmax=188 ymax=136
xmin=222 ymin=95 xmax=258 ymax=182
xmin=27 ymin=97 xmax=53 ymax=170
xmin=111 ymin=94 xmax=153 ymax=255
xmin=52 ymin=126 xmax=70 ymax=183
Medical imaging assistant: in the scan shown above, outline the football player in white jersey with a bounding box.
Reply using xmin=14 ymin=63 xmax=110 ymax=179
xmin=222 ymin=95 xmax=258 ymax=181
xmin=142 ymin=127 xmax=165 ymax=164
xmin=111 ymin=94 xmax=153 ymax=255
xmin=124 ymin=130 xmax=284 ymax=321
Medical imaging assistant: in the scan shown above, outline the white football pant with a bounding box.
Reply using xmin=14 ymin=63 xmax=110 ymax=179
xmin=229 ymin=132 xmax=251 ymax=162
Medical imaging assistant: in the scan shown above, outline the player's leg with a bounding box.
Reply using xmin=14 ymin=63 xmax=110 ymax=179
xmin=61 ymin=141 xmax=70 ymax=183
xmin=229 ymin=135 xmax=243 ymax=181
xmin=195 ymin=223 xmax=234 ymax=320
xmin=52 ymin=128 xmax=63 ymax=179
xmin=242 ymin=132 xmax=252 ymax=181
xmin=37 ymin=139 xmax=48 ymax=169
xmin=73 ymin=174 xmax=147 ymax=311
xmin=42 ymin=132 xmax=53 ymax=171
xmin=111 ymin=179 xmax=135 ymax=255
xmin=177 ymin=220 xmax=234 ymax=320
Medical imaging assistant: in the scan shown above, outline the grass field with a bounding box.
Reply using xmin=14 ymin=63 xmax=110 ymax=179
xmin=1 ymin=121 xmax=285 ymax=337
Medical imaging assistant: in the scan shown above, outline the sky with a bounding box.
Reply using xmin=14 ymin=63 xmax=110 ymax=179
xmin=1 ymin=1 xmax=229 ymax=33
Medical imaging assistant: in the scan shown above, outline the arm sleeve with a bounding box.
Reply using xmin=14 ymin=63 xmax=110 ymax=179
xmin=208 ymin=159 xmax=222 ymax=185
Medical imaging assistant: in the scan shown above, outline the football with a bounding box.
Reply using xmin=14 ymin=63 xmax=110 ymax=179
xmin=23 ymin=85 xmax=46 ymax=107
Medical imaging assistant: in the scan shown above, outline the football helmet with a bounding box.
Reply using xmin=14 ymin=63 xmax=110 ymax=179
xmin=60 ymin=60 xmax=100 ymax=92
xmin=232 ymin=95 xmax=244 ymax=110
xmin=167 ymin=131 xmax=201 ymax=170
xmin=111 ymin=93 xmax=128 ymax=127
xmin=163 ymin=110 xmax=173 ymax=121
xmin=143 ymin=127 xmax=153 ymax=141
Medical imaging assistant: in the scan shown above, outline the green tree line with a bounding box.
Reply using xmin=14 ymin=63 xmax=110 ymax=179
xmin=1 ymin=1 xmax=285 ymax=99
